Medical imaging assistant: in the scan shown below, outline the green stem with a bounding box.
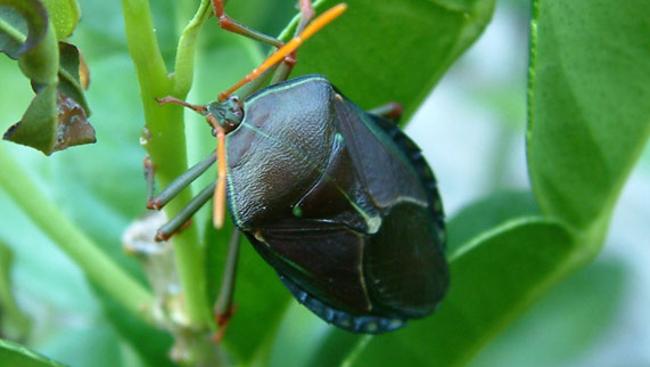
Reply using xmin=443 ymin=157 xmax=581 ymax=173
xmin=121 ymin=0 xmax=212 ymax=330
xmin=0 ymin=145 xmax=153 ymax=320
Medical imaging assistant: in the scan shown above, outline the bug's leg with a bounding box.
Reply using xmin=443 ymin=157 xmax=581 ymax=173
xmin=144 ymin=156 xmax=156 ymax=207
xmin=211 ymin=0 xmax=283 ymax=47
xmin=212 ymin=229 xmax=241 ymax=343
xmin=155 ymin=182 xmax=216 ymax=241
xmin=270 ymin=0 xmax=316 ymax=84
xmin=219 ymin=3 xmax=347 ymax=100
xmin=368 ymin=102 xmax=403 ymax=123
xmin=148 ymin=152 xmax=217 ymax=210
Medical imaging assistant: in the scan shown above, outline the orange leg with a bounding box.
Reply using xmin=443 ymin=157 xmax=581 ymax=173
xmin=219 ymin=3 xmax=348 ymax=100
xmin=269 ymin=0 xmax=317 ymax=84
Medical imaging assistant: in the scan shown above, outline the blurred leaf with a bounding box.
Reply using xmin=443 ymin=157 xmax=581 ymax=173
xmin=41 ymin=0 xmax=80 ymax=40
xmin=37 ymin=322 xmax=144 ymax=367
xmin=47 ymin=53 xmax=173 ymax=366
xmin=0 ymin=241 xmax=32 ymax=341
xmin=291 ymin=0 xmax=496 ymax=120
xmin=92 ymin=285 xmax=175 ymax=367
xmin=527 ymin=0 xmax=650 ymax=240
xmin=471 ymin=258 xmax=627 ymax=367
xmin=0 ymin=339 xmax=65 ymax=367
xmin=348 ymin=218 xmax=577 ymax=367
xmin=259 ymin=302 xmax=361 ymax=367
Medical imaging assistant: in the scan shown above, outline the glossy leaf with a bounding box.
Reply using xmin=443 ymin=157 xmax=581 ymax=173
xmin=291 ymin=0 xmax=496 ymax=120
xmin=0 ymin=339 xmax=65 ymax=367
xmin=348 ymin=218 xmax=577 ymax=367
xmin=527 ymin=0 xmax=650 ymax=239
xmin=446 ymin=191 xmax=539 ymax=254
xmin=471 ymin=258 xmax=627 ymax=367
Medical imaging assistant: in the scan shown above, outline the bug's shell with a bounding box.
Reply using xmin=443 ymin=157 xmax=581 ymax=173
xmin=225 ymin=75 xmax=448 ymax=334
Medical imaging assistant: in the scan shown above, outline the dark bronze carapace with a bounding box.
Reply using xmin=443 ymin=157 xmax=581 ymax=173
xmin=221 ymin=75 xmax=448 ymax=334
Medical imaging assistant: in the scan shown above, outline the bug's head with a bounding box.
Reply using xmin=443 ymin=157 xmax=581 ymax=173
xmin=207 ymin=96 xmax=244 ymax=134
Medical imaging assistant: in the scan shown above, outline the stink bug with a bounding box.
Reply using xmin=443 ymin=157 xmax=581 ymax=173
xmin=147 ymin=0 xmax=448 ymax=334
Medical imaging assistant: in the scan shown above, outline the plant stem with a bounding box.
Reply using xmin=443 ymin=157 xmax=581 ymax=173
xmin=121 ymin=0 xmax=212 ymax=330
xmin=0 ymin=145 xmax=153 ymax=320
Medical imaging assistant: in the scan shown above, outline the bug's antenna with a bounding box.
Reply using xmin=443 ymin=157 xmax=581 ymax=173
xmin=213 ymin=125 xmax=227 ymax=229
xmin=218 ymin=3 xmax=348 ymax=101
xmin=156 ymin=96 xmax=207 ymax=115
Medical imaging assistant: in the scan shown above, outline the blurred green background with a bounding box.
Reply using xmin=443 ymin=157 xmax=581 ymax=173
xmin=0 ymin=0 xmax=648 ymax=366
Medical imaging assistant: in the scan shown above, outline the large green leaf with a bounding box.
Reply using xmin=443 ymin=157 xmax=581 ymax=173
xmin=527 ymin=0 xmax=650 ymax=240
xmin=471 ymin=258 xmax=627 ymax=367
xmin=0 ymin=339 xmax=65 ymax=367
xmin=291 ymin=0 xmax=495 ymax=120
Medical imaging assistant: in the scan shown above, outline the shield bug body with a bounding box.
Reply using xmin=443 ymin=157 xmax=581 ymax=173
xmin=224 ymin=76 xmax=447 ymax=332
xmin=148 ymin=1 xmax=448 ymax=335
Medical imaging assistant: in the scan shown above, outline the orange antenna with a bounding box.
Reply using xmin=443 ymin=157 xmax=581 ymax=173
xmin=218 ymin=3 xmax=348 ymax=100
xmin=213 ymin=127 xmax=227 ymax=229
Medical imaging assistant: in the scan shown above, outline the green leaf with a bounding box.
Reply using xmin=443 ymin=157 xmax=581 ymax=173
xmin=1 ymin=1 xmax=94 ymax=154
xmin=0 ymin=0 xmax=49 ymax=59
xmin=447 ymin=191 xmax=540 ymax=254
xmin=47 ymin=53 xmax=174 ymax=366
xmin=347 ymin=218 xmax=578 ymax=367
xmin=527 ymin=0 xmax=650 ymax=241
xmin=0 ymin=241 xmax=32 ymax=340
xmin=3 ymin=79 xmax=96 ymax=155
xmin=0 ymin=339 xmax=65 ymax=367
xmin=91 ymin=285 xmax=175 ymax=367
xmin=471 ymin=258 xmax=627 ymax=367
xmin=41 ymin=0 xmax=80 ymax=40
xmin=290 ymin=0 xmax=496 ymax=120
xmin=3 ymin=84 xmax=57 ymax=152
xmin=258 ymin=302 xmax=362 ymax=367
